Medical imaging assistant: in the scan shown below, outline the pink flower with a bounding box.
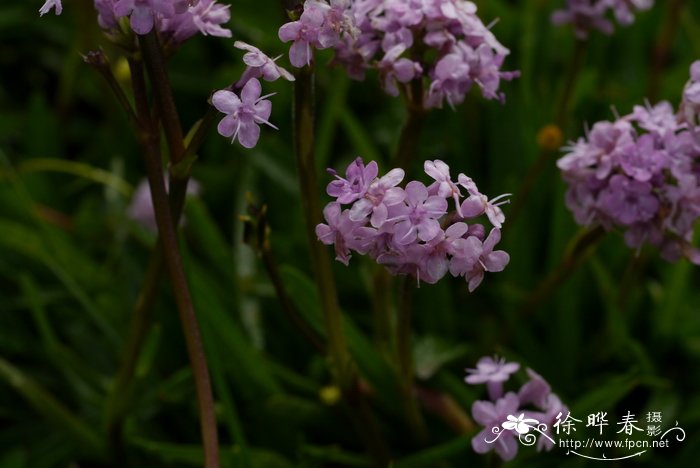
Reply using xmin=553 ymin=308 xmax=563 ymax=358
xmin=212 ymin=78 xmax=277 ymax=149
xmin=39 ymin=0 xmax=62 ymax=16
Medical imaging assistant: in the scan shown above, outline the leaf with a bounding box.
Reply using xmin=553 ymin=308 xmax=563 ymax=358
xmin=16 ymin=158 xmax=133 ymax=197
xmin=393 ymin=436 xmax=472 ymax=467
xmin=279 ymin=265 xmax=402 ymax=415
xmin=0 ymin=357 xmax=105 ymax=457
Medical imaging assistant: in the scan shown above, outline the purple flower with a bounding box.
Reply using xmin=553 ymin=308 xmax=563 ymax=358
xmin=212 ymin=78 xmax=277 ymax=149
xmin=529 ymin=393 xmax=568 ymax=452
xmin=278 ymin=2 xmax=327 ymax=67
xmin=377 ymin=45 xmax=421 ymax=96
xmin=471 ymin=393 xmax=520 ymax=461
xmin=618 ymin=134 xmax=668 ymax=182
xmin=316 ymin=203 xmax=360 ymax=265
xmin=392 ymin=181 xmax=448 ymax=244
xmin=558 ymin=77 xmax=700 ymax=265
xmin=234 ymin=41 xmax=295 ymax=88
xmin=517 ymin=368 xmax=551 ymax=409
xmin=327 ymin=158 xmax=379 ymax=205
xmin=348 ymin=168 xmax=406 ymax=227
xmin=452 ymin=228 xmax=509 ymax=292
xmin=682 ymin=60 xmax=700 ymax=126
xmin=425 ymin=159 xmax=462 ymax=214
xmin=159 ymin=0 xmax=232 ymax=43
xmin=114 ymin=0 xmax=176 ymax=35
xmin=39 ymin=0 xmax=62 ymax=16
xmin=327 ymin=0 xmax=518 ymax=104
xmin=95 ymin=0 xmax=119 ymax=29
xmin=465 ymin=355 xmax=520 ymax=400
xmin=632 ymin=101 xmax=679 ymax=136
xmin=598 ymin=174 xmax=659 ymax=225
xmin=551 ymin=0 xmax=613 ymax=38
xmin=551 ymin=0 xmax=654 ymax=38
xmin=317 ymin=158 xmax=511 ymax=287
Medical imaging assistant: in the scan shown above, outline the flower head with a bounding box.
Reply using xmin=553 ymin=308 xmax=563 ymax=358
xmin=557 ymin=67 xmax=700 ymax=265
xmin=317 ymin=157 xmax=510 ymax=289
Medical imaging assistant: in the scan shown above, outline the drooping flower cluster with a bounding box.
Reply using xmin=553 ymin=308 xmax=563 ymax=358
xmin=212 ymin=42 xmax=295 ymax=149
xmin=279 ymin=0 xmax=519 ymax=108
xmin=467 ymin=356 xmax=568 ymax=461
xmin=316 ymin=158 xmax=510 ymax=290
xmin=40 ymin=0 xmax=232 ymax=42
xmin=551 ymin=0 xmax=654 ymax=39
xmin=557 ymin=61 xmax=700 ymax=265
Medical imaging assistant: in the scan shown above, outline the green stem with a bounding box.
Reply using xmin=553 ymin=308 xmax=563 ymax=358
xmin=649 ymin=0 xmax=686 ymax=102
xmin=139 ymin=32 xmax=185 ymax=164
xmin=371 ymin=264 xmax=393 ymax=355
xmin=293 ymin=63 xmax=390 ymax=465
xmin=131 ymin=56 xmax=220 ymax=468
xmin=396 ymin=277 xmax=428 ymax=444
xmin=508 ymin=40 xmax=586 ymax=226
xmin=394 ymin=80 xmax=426 ymax=174
xmin=292 ymin=65 xmax=352 ymax=388
xmin=520 ymin=226 xmax=605 ymax=315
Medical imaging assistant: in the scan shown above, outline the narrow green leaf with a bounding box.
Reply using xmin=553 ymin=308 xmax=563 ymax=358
xmin=0 ymin=357 xmax=105 ymax=457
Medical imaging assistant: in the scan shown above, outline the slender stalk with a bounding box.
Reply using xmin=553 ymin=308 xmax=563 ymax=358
xmin=649 ymin=0 xmax=686 ymax=102
xmin=93 ymin=51 xmax=198 ymax=459
xmin=555 ymin=40 xmax=586 ymax=129
xmin=519 ymin=226 xmax=605 ymax=315
xmin=508 ymin=40 xmax=587 ymax=225
xmin=396 ymin=277 xmax=428 ymax=444
xmin=292 ymin=65 xmax=352 ymax=388
xmin=371 ymin=264 xmax=393 ymax=355
xmin=139 ymin=32 xmax=185 ymax=164
xmin=394 ymin=79 xmax=426 ymax=174
xmin=130 ymin=57 xmax=220 ymax=468
xmin=293 ymin=63 xmax=390 ymax=464
xmin=82 ymin=50 xmax=138 ymax=127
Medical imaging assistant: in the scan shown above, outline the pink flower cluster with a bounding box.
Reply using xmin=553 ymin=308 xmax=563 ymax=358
xmin=466 ymin=356 xmax=568 ymax=461
xmin=40 ymin=0 xmax=232 ymax=41
xmin=278 ymin=0 xmax=519 ymax=108
xmin=551 ymin=0 xmax=654 ymax=39
xmin=317 ymin=158 xmax=510 ymax=290
xmin=557 ymin=61 xmax=700 ymax=265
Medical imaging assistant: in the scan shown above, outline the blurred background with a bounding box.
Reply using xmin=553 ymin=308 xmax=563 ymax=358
xmin=1 ymin=0 xmax=700 ymax=466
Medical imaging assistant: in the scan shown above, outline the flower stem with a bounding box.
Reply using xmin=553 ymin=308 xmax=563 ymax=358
xmin=508 ymin=40 xmax=587 ymax=226
xmin=293 ymin=63 xmax=390 ymax=464
xmin=397 ymin=277 xmax=428 ymax=444
xmin=130 ymin=55 xmax=220 ymax=468
xmin=292 ymin=64 xmax=352 ymax=388
xmin=520 ymin=226 xmax=605 ymax=315
xmin=648 ymin=0 xmax=686 ymax=101
xmin=394 ymin=80 xmax=426 ymax=174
